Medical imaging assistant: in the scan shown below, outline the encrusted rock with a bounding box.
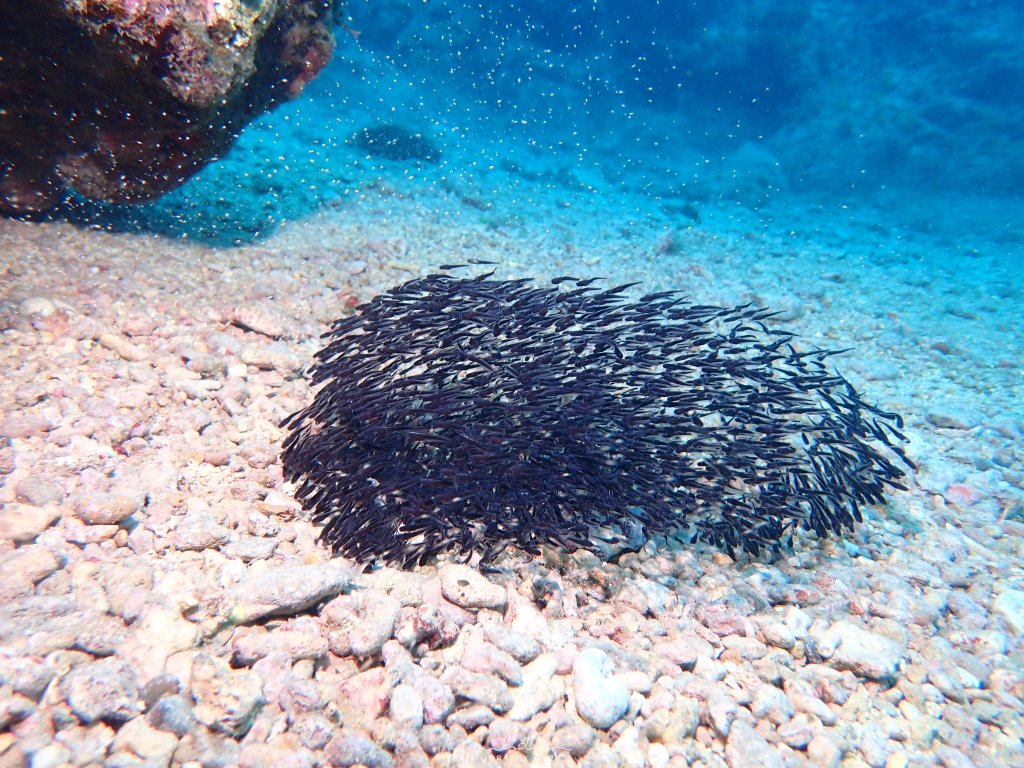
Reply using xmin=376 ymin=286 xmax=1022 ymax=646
xmin=223 ymin=563 xmax=354 ymax=625
xmin=0 ymin=0 xmax=342 ymax=212
xmin=573 ymin=648 xmax=629 ymax=730
xmin=189 ymin=653 xmax=264 ymax=737
xmin=60 ymin=658 xmax=143 ymax=725
xmin=439 ymin=565 xmax=508 ymax=612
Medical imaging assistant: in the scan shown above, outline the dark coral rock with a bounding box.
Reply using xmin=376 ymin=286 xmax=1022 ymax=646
xmin=350 ymin=124 xmax=441 ymax=162
xmin=0 ymin=0 xmax=342 ymax=212
xmin=281 ymin=269 xmax=913 ymax=570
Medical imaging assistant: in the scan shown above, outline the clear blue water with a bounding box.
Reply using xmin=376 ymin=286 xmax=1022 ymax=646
xmin=79 ymin=0 xmax=1024 ymax=254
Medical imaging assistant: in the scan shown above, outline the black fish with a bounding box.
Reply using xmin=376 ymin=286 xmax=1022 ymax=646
xmin=280 ymin=270 xmax=914 ymax=570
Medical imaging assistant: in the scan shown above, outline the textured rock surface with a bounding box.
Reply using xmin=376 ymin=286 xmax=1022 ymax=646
xmin=0 ymin=0 xmax=342 ymax=212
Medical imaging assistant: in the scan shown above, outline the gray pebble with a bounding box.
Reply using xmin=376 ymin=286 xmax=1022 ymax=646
xmin=573 ymin=648 xmax=629 ymax=730
xmin=222 ymin=535 xmax=279 ymax=562
xmin=725 ymin=720 xmax=786 ymax=768
xmin=441 ymin=667 xmax=512 ymax=714
xmin=60 ymin=658 xmax=142 ymax=725
xmin=482 ymin=622 xmax=541 ymax=664
xmin=552 ymin=724 xmax=596 ymax=758
xmin=237 ymin=743 xmax=317 ymax=768
xmin=446 ymin=703 xmax=495 ymax=730
xmin=232 ymin=629 xmax=327 ymax=666
xmin=389 ymin=684 xmax=424 ymax=730
xmin=750 ymin=684 xmax=794 ymax=725
xmin=325 ymin=727 xmax=393 ymax=768
xmin=507 ymin=653 xmax=559 ymax=721
xmin=486 ymin=717 xmax=528 ymax=753
xmin=224 ymin=562 xmax=354 ymax=624
xmin=0 ymin=502 xmax=60 ymax=543
xmin=291 ymin=712 xmax=337 ymax=750
xmin=926 ymin=406 xmax=982 ymax=430
xmin=816 ymin=621 xmax=905 ymax=682
xmin=189 ymin=653 xmax=263 ymax=736
xmin=992 ymin=588 xmax=1024 ymax=634
xmin=439 ymin=564 xmax=507 ymax=611
xmin=0 ymin=656 xmax=56 ymax=700
xmin=172 ymin=509 xmax=230 ymax=551
xmin=146 ymin=694 xmax=196 ymax=737
xmin=412 ymin=673 xmax=455 ymax=724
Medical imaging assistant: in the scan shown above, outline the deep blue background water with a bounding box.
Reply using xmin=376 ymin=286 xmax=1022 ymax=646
xmin=81 ymin=0 xmax=1024 ymax=246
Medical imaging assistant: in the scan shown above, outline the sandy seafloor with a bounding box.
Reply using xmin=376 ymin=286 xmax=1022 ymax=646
xmin=1 ymin=148 xmax=1023 ymax=768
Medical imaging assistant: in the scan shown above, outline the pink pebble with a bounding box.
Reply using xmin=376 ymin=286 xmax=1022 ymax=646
xmin=945 ymin=484 xmax=979 ymax=506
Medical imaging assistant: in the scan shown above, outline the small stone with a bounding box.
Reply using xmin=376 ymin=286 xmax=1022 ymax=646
xmin=817 ymin=621 xmax=905 ymax=682
xmin=146 ymin=694 xmax=196 ymax=736
xmin=189 ymin=653 xmax=264 ymax=737
xmin=223 ymin=535 xmax=279 ymax=562
xmin=552 ymin=724 xmax=596 ymax=758
xmin=19 ymin=296 xmax=56 ymax=316
xmin=79 ymin=495 xmax=139 ymax=525
xmin=0 ymin=414 xmax=53 ymax=439
xmin=725 ymin=719 xmax=786 ymax=768
xmin=239 ymin=342 xmax=303 ymax=373
xmin=481 ymin=622 xmax=540 ymax=664
xmin=172 ymin=510 xmax=230 ymax=551
xmin=573 ymin=648 xmax=629 ymax=730
xmin=760 ymin=620 xmax=796 ymax=651
xmin=750 ymin=684 xmax=794 ymax=725
xmin=440 ymin=668 xmax=511 ymax=714
xmin=224 ymin=563 xmax=354 ymax=624
xmin=439 ymin=565 xmax=507 ymax=611
xmin=0 ymin=544 xmax=61 ymax=585
xmin=110 ymin=715 xmax=178 ymax=765
xmin=706 ymin=691 xmax=738 ymax=738
xmin=389 ymin=684 xmax=424 ymax=730
xmin=807 ymin=734 xmax=842 ymax=768
xmin=60 ymin=658 xmax=142 ymax=725
xmin=232 ymin=630 xmax=328 ymax=665
xmin=992 ymin=589 xmax=1024 ymax=634
xmin=325 ymin=727 xmax=393 ymax=768
xmin=486 ymin=718 xmax=527 ymax=753
xmin=461 ymin=635 xmax=523 ymax=685
xmin=0 ymin=502 xmax=60 ymax=543
xmin=237 ymin=742 xmax=317 ymax=768
xmin=0 ymin=656 xmax=56 ymax=700
xmin=322 ymin=591 xmax=401 ymax=658
xmin=507 ymin=653 xmax=559 ymax=721
xmin=412 ymin=673 xmax=455 ymax=725
xmin=926 ymin=406 xmax=982 ymax=430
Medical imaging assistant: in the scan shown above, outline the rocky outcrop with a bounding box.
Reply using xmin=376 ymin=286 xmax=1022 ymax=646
xmin=0 ymin=0 xmax=342 ymax=212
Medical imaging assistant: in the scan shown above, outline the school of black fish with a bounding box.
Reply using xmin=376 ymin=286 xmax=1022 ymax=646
xmin=280 ymin=267 xmax=914 ymax=570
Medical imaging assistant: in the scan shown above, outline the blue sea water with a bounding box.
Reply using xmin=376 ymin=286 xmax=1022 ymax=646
xmin=120 ymin=0 xmax=1024 ymax=244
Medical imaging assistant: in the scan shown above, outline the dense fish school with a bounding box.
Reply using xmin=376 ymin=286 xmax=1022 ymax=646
xmin=281 ymin=268 xmax=913 ymax=569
